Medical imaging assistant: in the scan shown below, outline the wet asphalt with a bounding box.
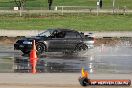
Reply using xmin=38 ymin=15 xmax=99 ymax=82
xmin=0 ymin=39 xmax=132 ymax=74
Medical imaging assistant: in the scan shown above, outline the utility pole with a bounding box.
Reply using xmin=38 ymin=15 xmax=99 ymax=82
xmin=97 ymin=1 xmax=99 ymax=16
xmin=112 ymin=0 xmax=115 ymax=14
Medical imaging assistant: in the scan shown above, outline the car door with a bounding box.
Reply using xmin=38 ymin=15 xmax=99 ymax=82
xmin=63 ymin=31 xmax=83 ymax=51
xmin=47 ymin=31 xmax=66 ymax=52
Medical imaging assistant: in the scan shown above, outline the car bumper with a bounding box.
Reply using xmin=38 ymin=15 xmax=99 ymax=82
xmin=87 ymin=44 xmax=94 ymax=49
xmin=84 ymin=41 xmax=94 ymax=49
xmin=14 ymin=43 xmax=32 ymax=51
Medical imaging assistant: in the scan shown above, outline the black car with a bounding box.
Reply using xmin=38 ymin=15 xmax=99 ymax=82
xmin=14 ymin=29 xmax=94 ymax=54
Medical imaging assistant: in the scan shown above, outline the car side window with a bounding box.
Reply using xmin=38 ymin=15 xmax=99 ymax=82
xmin=76 ymin=32 xmax=82 ymax=38
xmin=56 ymin=32 xmax=65 ymax=38
xmin=50 ymin=31 xmax=65 ymax=38
xmin=50 ymin=30 xmax=58 ymax=38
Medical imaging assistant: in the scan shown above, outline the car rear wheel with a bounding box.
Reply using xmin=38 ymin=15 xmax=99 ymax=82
xmin=36 ymin=43 xmax=46 ymax=54
xmin=75 ymin=44 xmax=88 ymax=52
xmin=75 ymin=44 xmax=88 ymax=55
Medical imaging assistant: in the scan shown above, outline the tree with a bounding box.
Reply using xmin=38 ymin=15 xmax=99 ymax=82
xmin=99 ymin=0 xmax=103 ymax=8
xmin=14 ymin=0 xmax=26 ymax=10
xmin=48 ymin=0 xmax=53 ymax=10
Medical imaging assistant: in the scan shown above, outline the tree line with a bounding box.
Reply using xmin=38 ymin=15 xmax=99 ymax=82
xmin=14 ymin=0 xmax=53 ymax=10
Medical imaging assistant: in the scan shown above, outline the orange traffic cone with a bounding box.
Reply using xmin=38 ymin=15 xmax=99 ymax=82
xmin=30 ymin=40 xmax=38 ymax=74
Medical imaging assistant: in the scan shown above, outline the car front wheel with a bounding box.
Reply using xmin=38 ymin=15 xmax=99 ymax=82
xmin=36 ymin=43 xmax=46 ymax=54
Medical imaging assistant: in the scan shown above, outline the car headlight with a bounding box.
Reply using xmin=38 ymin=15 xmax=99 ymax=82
xmin=23 ymin=41 xmax=32 ymax=44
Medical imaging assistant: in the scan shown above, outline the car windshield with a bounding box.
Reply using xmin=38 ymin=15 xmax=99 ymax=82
xmin=37 ymin=29 xmax=54 ymax=37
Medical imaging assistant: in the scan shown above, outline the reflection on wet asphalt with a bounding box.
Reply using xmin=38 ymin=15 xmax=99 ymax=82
xmin=0 ymin=39 xmax=132 ymax=74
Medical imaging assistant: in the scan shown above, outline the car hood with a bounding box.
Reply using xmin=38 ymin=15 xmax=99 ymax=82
xmin=22 ymin=36 xmax=48 ymax=40
xmin=16 ymin=36 xmax=48 ymax=44
xmin=23 ymin=36 xmax=40 ymax=40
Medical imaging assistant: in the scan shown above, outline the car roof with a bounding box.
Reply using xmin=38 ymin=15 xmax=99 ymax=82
xmin=51 ymin=28 xmax=77 ymax=32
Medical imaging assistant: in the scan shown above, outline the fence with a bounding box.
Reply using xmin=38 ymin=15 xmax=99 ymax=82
xmin=54 ymin=6 xmax=132 ymax=15
xmin=0 ymin=5 xmax=131 ymax=16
